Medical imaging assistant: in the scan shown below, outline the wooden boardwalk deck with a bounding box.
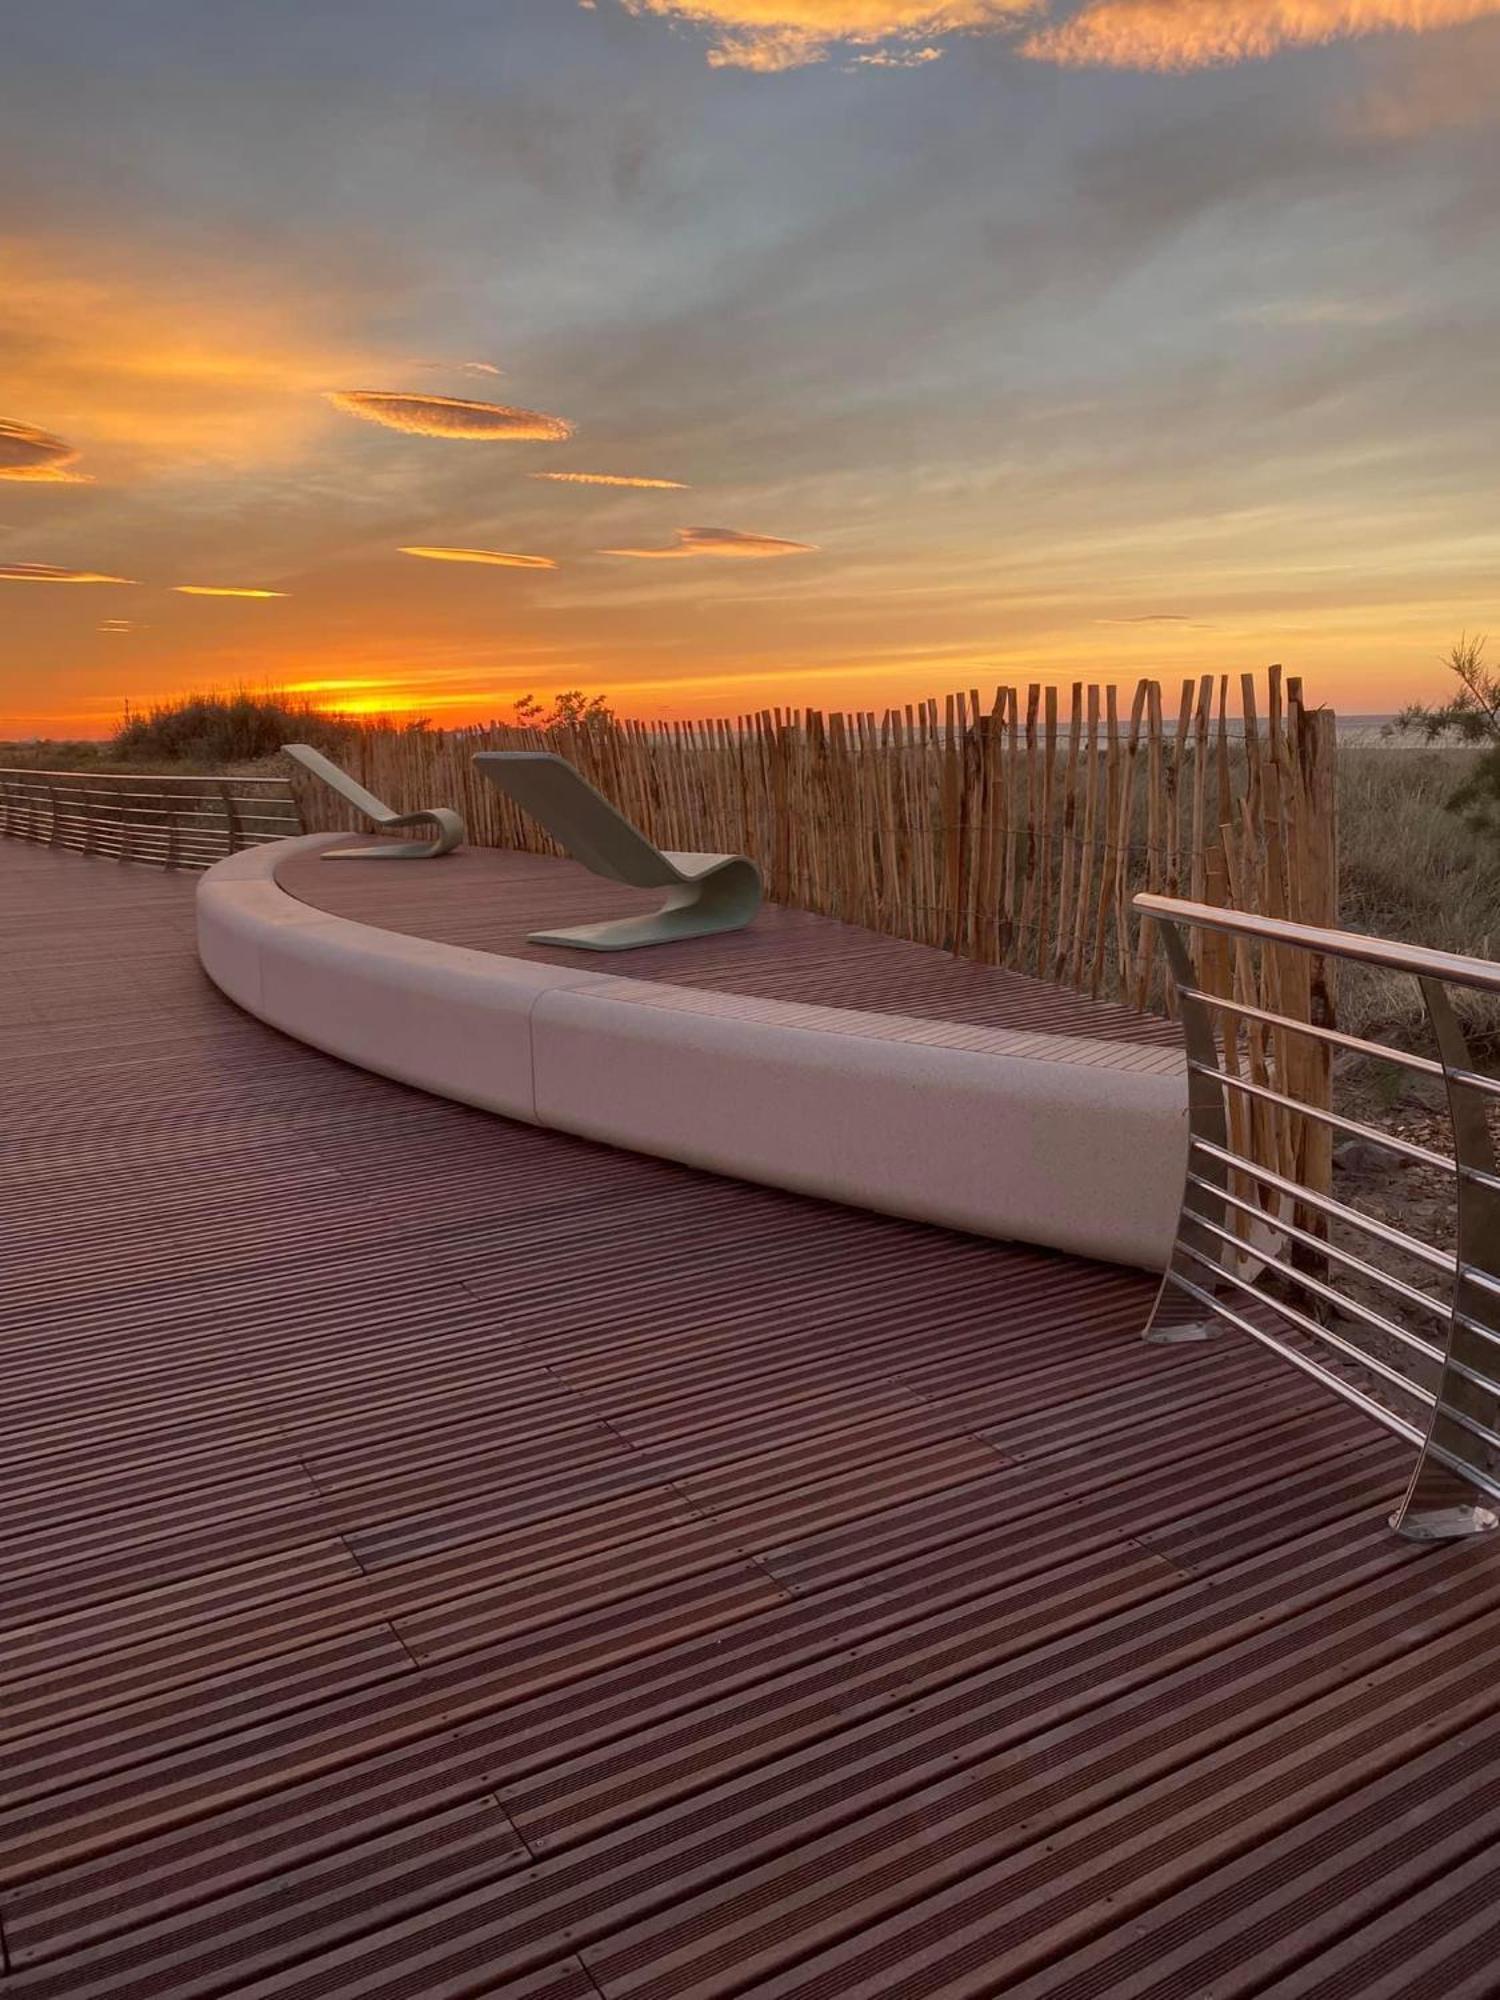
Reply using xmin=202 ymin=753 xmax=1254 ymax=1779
xmin=270 ymin=843 xmax=1185 ymax=1050
xmin=5 ymin=839 xmax=1500 ymax=1999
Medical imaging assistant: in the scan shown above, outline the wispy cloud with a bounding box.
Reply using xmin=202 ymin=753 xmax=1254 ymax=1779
xmin=531 ymin=470 xmax=689 ymax=489
xmin=1237 ymin=295 xmax=1409 ymax=327
xmin=400 ymin=545 xmax=558 ymax=569
xmin=1 ymin=240 xmax=381 ymax=469
xmin=325 ymin=390 xmax=573 ymax=441
xmin=98 ymin=618 xmax=139 ymax=632
xmin=601 ymin=525 xmax=816 ymax=559
xmin=0 ymin=563 xmax=136 ymax=584
xmin=173 ymin=584 xmax=288 ymax=598
xmin=618 ymin=1 xmax=1037 ymax=70
xmin=1019 ymin=0 xmax=1500 ymax=71
xmin=406 ymin=358 xmax=504 ymax=377
xmin=0 ymin=464 xmax=94 ymax=484
xmin=850 ymin=43 xmax=944 ymax=62
xmin=1095 ymin=612 xmax=1212 ymax=625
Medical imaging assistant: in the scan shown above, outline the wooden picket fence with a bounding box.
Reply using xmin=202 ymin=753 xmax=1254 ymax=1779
xmin=290 ymin=664 xmax=1338 ymax=1196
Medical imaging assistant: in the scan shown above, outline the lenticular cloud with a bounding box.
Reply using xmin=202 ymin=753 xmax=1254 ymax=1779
xmin=325 ymin=391 xmax=573 ymax=441
xmin=400 ymin=546 xmax=558 ymax=570
xmin=0 ymin=563 xmax=135 ymax=584
xmin=0 ymin=420 xmax=85 ymax=481
xmin=532 ymin=471 xmax=689 ymax=490
xmin=601 ymin=526 xmax=816 ymax=560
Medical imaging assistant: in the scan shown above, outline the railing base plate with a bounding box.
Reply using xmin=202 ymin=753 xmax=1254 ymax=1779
xmin=1144 ymin=1320 xmax=1220 ymax=1345
xmin=1390 ymin=1504 xmax=1500 ymax=1542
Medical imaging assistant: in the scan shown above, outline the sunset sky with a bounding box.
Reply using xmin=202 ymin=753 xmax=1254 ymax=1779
xmin=2 ymin=0 xmax=1497 ymax=736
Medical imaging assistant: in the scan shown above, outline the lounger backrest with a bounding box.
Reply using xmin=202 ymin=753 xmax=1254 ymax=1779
xmin=283 ymin=744 xmax=395 ymax=826
xmin=473 ymin=752 xmax=675 ymax=889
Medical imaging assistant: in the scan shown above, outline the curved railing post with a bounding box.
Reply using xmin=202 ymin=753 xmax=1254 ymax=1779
xmin=1144 ymin=910 xmax=1231 ymax=1344
xmin=1139 ymin=890 xmax=1500 ymax=1542
xmin=1391 ymin=978 xmax=1500 ymax=1538
xmin=219 ymin=779 xmax=244 ymax=855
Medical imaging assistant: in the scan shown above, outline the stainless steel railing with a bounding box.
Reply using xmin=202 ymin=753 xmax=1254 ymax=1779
xmin=1138 ymin=890 xmax=1500 ymax=1541
xmin=0 ymin=766 xmax=301 ymax=870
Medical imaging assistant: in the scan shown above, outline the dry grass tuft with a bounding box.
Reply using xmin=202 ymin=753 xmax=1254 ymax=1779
xmin=1338 ymin=745 xmax=1500 ymax=1050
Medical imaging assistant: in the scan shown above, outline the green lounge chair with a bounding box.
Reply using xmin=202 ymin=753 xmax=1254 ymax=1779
xmin=474 ymin=750 xmax=761 ymax=950
xmin=283 ymin=743 xmax=464 ymax=859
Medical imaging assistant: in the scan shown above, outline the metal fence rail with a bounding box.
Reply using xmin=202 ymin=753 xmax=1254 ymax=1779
xmin=0 ymin=766 xmax=300 ymax=870
xmin=1139 ymin=890 xmax=1500 ymax=1541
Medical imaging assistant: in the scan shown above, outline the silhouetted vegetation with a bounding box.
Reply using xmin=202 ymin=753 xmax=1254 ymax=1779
xmin=513 ymin=689 xmax=617 ymax=735
xmin=109 ymin=690 xmax=357 ymax=767
xmin=1393 ymin=634 xmax=1500 ymax=839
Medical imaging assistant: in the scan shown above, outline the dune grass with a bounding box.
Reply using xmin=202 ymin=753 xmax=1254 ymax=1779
xmin=1337 ymin=745 xmax=1500 ymax=1048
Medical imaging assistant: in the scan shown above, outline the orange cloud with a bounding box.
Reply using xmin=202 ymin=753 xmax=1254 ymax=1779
xmin=0 ymin=464 xmax=94 ymax=484
xmin=0 ymin=239 xmax=391 ymax=471
xmin=400 ymin=545 xmax=558 ymax=569
xmin=0 ymin=563 xmax=136 ymax=584
xmin=0 ymin=418 xmax=88 ymax=482
xmin=326 ymin=391 xmax=574 ymax=441
xmin=1020 ymin=0 xmax=1500 ymax=70
xmin=619 ymin=0 xmax=1037 ymax=68
xmin=531 ymin=471 xmax=689 ymax=489
xmin=601 ymin=525 xmax=817 ymax=559
xmin=173 ymin=585 xmax=288 ymax=598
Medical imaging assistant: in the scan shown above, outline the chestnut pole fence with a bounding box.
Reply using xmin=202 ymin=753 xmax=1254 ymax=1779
xmin=291 ymin=665 xmax=1339 ymax=1196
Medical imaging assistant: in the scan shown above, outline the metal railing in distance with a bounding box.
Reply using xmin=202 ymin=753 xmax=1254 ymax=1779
xmin=1138 ymin=889 xmax=1500 ymax=1542
xmin=0 ymin=766 xmax=300 ymax=870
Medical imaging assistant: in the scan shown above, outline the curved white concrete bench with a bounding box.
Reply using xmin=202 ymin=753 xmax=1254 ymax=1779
xmin=198 ymin=837 xmax=1188 ymax=1269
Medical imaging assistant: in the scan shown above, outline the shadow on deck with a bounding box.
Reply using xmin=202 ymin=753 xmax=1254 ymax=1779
xmin=3 ymin=839 xmax=1500 ymax=1999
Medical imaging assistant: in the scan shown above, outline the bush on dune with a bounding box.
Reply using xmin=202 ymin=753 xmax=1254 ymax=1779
xmin=110 ymin=691 xmax=357 ymax=767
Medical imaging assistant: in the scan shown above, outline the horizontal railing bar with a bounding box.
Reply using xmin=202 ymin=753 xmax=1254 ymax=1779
xmin=1138 ymin=891 xmax=1500 ymax=997
xmin=1442 ymin=1350 xmax=1500 ymax=1403
xmin=1433 ymin=1400 xmax=1500 ymax=1458
xmin=1181 ymin=1204 xmax=1445 ymax=1366
xmin=1174 ymin=1239 xmax=1439 ymax=1408
xmin=1178 ymin=986 xmax=1445 ymax=1078
xmin=1163 ymin=1269 xmax=1429 ymax=1449
xmin=1184 ymin=1172 xmax=1451 ymax=1327
xmin=1192 ymin=1064 xmax=1457 ymax=1174
xmin=1455 ymin=1313 xmax=1500 ymax=1357
xmin=1192 ymin=1138 xmax=1454 ymax=1273
xmin=1420 ymin=1437 xmax=1500 ymax=1509
xmin=0 ymin=767 xmax=292 ymax=786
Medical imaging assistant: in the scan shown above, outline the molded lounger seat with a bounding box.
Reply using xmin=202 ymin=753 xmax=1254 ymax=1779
xmin=197 ymin=836 xmax=1187 ymax=1269
xmin=284 ymin=742 xmax=465 ymax=859
xmin=474 ymin=750 xmax=761 ymax=949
